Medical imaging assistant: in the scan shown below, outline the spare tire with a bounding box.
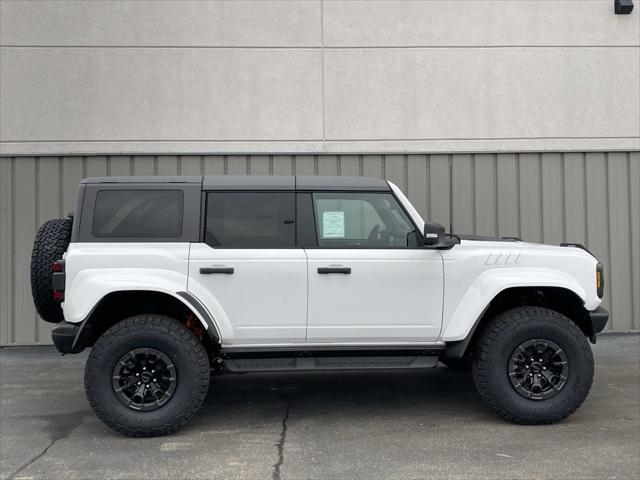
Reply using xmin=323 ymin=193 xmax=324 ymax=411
xmin=31 ymin=218 xmax=72 ymax=323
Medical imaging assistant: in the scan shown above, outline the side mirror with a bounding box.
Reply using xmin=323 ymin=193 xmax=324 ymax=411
xmin=423 ymin=221 xmax=446 ymax=246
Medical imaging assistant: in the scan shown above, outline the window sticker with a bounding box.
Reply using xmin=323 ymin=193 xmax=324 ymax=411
xmin=322 ymin=211 xmax=345 ymax=238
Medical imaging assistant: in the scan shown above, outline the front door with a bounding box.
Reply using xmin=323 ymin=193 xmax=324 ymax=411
xmin=305 ymin=191 xmax=443 ymax=344
xmin=188 ymin=191 xmax=307 ymax=345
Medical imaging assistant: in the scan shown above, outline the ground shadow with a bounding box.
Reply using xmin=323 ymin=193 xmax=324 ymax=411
xmin=195 ymin=366 xmax=492 ymax=424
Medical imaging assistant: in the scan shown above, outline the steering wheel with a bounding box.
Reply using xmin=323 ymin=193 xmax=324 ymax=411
xmin=379 ymin=229 xmax=392 ymax=246
xmin=367 ymin=224 xmax=381 ymax=242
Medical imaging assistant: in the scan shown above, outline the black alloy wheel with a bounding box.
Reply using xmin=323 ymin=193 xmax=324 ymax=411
xmin=508 ymin=339 xmax=569 ymax=400
xmin=112 ymin=348 xmax=178 ymax=412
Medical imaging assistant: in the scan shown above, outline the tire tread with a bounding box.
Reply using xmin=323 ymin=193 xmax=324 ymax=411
xmin=30 ymin=218 xmax=72 ymax=323
xmin=85 ymin=314 xmax=210 ymax=437
xmin=472 ymin=306 xmax=594 ymax=424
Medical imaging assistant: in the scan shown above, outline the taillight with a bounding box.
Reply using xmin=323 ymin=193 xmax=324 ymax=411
xmin=52 ymin=260 xmax=65 ymax=301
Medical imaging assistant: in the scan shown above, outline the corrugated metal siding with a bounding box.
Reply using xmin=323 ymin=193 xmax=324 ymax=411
xmin=1 ymin=153 xmax=638 ymax=345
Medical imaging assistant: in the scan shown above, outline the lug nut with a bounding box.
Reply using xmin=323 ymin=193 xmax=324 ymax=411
xmin=137 ymin=382 xmax=141 ymax=385
xmin=525 ymin=365 xmax=530 ymax=369
xmin=136 ymin=373 xmax=139 ymax=377
xmin=537 ymin=374 xmax=541 ymax=378
xmin=143 ymin=367 xmax=146 ymax=370
xmin=542 ymin=366 xmax=547 ymax=370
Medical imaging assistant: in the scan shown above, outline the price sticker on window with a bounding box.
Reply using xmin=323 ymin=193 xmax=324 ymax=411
xmin=322 ymin=211 xmax=345 ymax=238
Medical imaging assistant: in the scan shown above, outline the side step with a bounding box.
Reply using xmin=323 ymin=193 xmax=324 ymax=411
xmin=220 ymin=348 xmax=444 ymax=373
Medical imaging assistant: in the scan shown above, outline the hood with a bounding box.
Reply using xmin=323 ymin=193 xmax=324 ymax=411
xmin=456 ymin=234 xmax=523 ymax=242
xmin=454 ymin=234 xmax=597 ymax=261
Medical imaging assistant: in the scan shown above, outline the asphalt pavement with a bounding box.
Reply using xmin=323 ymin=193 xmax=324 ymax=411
xmin=1 ymin=334 xmax=639 ymax=480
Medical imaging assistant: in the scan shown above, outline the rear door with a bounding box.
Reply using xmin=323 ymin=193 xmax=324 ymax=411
xmin=304 ymin=191 xmax=444 ymax=344
xmin=188 ymin=191 xmax=307 ymax=345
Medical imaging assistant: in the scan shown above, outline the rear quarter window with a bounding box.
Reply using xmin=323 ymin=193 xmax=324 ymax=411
xmin=92 ymin=190 xmax=183 ymax=238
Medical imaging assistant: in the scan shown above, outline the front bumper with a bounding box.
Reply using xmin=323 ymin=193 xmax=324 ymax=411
xmin=588 ymin=306 xmax=609 ymax=342
xmin=51 ymin=321 xmax=83 ymax=354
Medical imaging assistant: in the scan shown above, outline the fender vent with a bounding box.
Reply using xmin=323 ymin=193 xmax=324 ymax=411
xmin=484 ymin=252 xmax=521 ymax=266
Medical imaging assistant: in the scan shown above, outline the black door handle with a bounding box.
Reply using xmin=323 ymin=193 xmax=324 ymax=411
xmin=200 ymin=267 xmax=234 ymax=275
xmin=317 ymin=267 xmax=351 ymax=274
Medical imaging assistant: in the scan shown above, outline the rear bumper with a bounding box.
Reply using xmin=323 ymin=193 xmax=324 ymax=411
xmin=51 ymin=321 xmax=83 ymax=354
xmin=588 ymin=307 xmax=609 ymax=342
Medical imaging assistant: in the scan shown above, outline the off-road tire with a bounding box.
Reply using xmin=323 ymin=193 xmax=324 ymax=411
xmin=472 ymin=307 xmax=594 ymax=424
xmin=30 ymin=218 xmax=72 ymax=323
xmin=440 ymin=356 xmax=472 ymax=372
xmin=85 ymin=315 xmax=210 ymax=437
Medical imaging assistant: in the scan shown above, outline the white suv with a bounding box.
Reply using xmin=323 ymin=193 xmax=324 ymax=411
xmin=31 ymin=175 xmax=608 ymax=436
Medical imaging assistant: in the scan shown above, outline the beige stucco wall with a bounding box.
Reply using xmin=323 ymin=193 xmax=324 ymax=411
xmin=1 ymin=0 xmax=638 ymax=155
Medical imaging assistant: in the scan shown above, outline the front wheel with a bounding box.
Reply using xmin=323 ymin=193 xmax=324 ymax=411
xmin=472 ymin=307 xmax=594 ymax=424
xmin=85 ymin=315 xmax=210 ymax=437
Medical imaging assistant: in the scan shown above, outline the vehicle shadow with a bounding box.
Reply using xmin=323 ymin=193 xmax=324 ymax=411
xmin=196 ymin=365 xmax=492 ymax=425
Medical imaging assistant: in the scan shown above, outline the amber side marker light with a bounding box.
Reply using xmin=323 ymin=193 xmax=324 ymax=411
xmin=596 ymin=263 xmax=604 ymax=298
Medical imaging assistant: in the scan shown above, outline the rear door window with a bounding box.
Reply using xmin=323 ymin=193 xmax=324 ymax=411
xmin=205 ymin=192 xmax=295 ymax=248
xmin=92 ymin=189 xmax=183 ymax=238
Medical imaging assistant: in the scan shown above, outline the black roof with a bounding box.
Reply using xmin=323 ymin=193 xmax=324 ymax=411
xmin=82 ymin=175 xmax=390 ymax=191
xmin=203 ymin=175 xmax=293 ymax=190
xmin=81 ymin=176 xmax=202 ymax=184
xmin=296 ymin=176 xmax=389 ymax=191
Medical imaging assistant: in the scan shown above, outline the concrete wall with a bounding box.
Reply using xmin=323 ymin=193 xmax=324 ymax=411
xmin=1 ymin=153 xmax=639 ymax=345
xmin=1 ymin=0 xmax=639 ymax=155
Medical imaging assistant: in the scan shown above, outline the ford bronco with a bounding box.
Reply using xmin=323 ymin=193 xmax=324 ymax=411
xmin=31 ymin=175 xmax=608 ymax=436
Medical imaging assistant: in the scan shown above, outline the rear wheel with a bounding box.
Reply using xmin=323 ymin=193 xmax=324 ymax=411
xmin=472 ymin=307 xmax=594 ymax=424
xmin=85 ymin=315 xmax=210 ymax=437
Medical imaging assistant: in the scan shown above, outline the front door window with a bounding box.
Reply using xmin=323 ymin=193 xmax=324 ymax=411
xmin=312 ymin=192 xmax=419 ymax=248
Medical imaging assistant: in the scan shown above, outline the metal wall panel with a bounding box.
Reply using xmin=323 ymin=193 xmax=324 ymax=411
xmin=0 ymin=153 xmax=638 ymax=345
